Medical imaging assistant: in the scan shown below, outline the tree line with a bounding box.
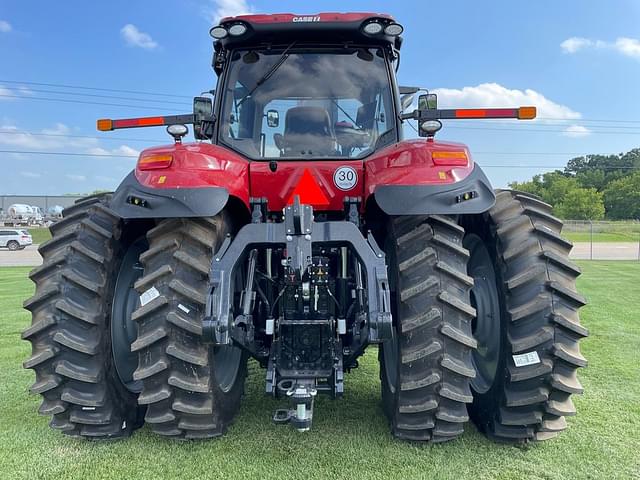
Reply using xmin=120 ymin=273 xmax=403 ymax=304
xmin=509 ymin=148 xmax=640 ymax=220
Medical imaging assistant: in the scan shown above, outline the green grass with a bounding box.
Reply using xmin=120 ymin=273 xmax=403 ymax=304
xmin=26 ymin=228 xmax=51 ymax=245
xmin=1 ymin=263 xmax=639 ymax=480
xmin=564 ymin=231 xmax=640 ymax=243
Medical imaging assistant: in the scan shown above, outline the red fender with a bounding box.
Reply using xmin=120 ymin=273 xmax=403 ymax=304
xmin=135 ymin=142 xmax=251 ymax=209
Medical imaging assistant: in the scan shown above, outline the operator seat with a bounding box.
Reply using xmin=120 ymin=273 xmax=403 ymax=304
xmin=274 ymin=106 xmax=337 ymax=156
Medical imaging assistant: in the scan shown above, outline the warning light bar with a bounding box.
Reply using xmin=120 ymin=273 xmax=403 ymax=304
xmin=415 ymin=106 xmax=536 ymax=121
xmin=97 ymin=114 xmax=195 ymax=131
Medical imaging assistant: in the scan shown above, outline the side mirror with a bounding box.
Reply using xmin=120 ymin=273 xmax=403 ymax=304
xmin=418 ymin=93 xmax=437 ymax=110
xmin=416 ymin=94 xmax=439 ymax=138
xmin=266 ymin=109 xmax=279 ymax=128
xmin=193 ymin=96 xmax=214 ymax=140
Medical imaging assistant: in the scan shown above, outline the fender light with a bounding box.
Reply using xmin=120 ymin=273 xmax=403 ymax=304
xmin=138 ymin=154 xmax=173 ymax=170
xmin=432 ymin=151 xmax=468 ymax=166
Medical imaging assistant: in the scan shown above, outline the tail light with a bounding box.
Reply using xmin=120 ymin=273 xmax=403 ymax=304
xmin=432 ymin=151 xmax=469 ymax=167
xmin=138 ymin=154 xmax=173 ymax=170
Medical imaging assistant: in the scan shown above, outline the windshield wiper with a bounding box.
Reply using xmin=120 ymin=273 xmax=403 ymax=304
xmin=237 ymin=42 xmax=296 ymax=107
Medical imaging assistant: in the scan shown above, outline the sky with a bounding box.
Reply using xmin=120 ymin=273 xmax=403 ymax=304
xmin=1 ymin=0 xmax=639 ymax=194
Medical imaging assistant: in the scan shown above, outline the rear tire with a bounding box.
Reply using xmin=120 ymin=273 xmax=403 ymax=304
xmin=7 ymin=240 xmax=19 ymax=251
xmin=132 ymin=214 xmax=247 ymax=439
xmin=380 ymin=215 xmax=476 ymax=442
xmin=462 ymin=190 xmax=588 ymax=442
xmin=23 ymin=195 xmax=144 ymax=439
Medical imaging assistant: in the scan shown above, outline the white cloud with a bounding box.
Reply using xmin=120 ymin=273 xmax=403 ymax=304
xmin=562 ymin=125 xmax=592 ymax=138
xmin=0 ymin=20 xmax=11 ymax=33
xmin=113 ymin=145 xmax=140 ymax=156
xmin=560 ymin=37 xmax=593 ymax=54
xmin=87 ymin=145 xmax=139 ymax=157
xmin=432 ymin=83 xmax=581 ymax=121
xmin=614 ymin=37 xmax=640 ymax=59
xmin=20 ymin=171 xmax=41 ymax=178
xmin=206 ymin=0 xmax=254 ymax=23
xmin=66 ymin=174 xmax=87 ymax=182
xmin=120 ymin=24 xmax=158 ymax=50
xmin=561 ymin=36 xmax=640 ymax=60
xmin=0 ymin=85 xmax=17 ymax=100
xmin=0 ymin=85 xmax=34 ymax=100
xmin=0 ymin=123 xmax=139 ymax=160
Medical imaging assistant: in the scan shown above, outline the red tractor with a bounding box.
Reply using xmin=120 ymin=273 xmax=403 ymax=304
xmin=24 ymin=12 xmax=587 ymax=443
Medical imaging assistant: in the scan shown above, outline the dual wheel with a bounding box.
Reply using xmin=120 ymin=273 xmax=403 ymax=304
xmin=380 ymin=190 xmax=587 ymax=443
xmin=23 ymin=195 xmax=246 ymax=439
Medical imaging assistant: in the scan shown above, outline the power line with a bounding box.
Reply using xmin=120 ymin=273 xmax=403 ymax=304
xmin=0 ymin=94 xmax=182 ymax=111
xmin=0 ymin=129 xmax=166 ymax=143
xmin=3 ymin=79 xmax=640 ymax=126
xmin=442 ymin=125 xmax=640 ymax=135
xmin=0 ymin=79 xmax=193 ymax=99
xmin=406 ymin=120 xmax=640 ymax=135
xmin=17 ymin=88 xmax=190 ymax=106
xmin=0 ymin=150 xmax=137 ymax=158
xmin=537 ymin=117 xmax=640 ymax=124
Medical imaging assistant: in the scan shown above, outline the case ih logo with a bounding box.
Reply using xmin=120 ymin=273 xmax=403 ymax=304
xmin=292 ymin=16 xmax=321 ymax=23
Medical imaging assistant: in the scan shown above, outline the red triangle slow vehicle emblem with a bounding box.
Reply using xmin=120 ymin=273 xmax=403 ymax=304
xmin=286 ymin=169 xmax=330 ymax=207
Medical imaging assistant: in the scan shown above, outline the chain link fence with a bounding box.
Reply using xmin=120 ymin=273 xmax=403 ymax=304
xmin=563 ymin=220 xmax=640 ymax=260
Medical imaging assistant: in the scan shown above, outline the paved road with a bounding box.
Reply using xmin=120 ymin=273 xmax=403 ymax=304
xmin=1 ymin=242 xmax=638 ymax=268
xmin=570 ymin=242 xmax=639 ymax=260
xmin=0 ymin=245 xmax=43 ymax=267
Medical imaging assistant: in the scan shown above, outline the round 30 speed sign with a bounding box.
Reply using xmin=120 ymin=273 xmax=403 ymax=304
xmin=333 ymin=166 xmax=358 ymax=191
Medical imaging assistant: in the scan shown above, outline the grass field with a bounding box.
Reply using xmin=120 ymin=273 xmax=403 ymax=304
xmin=1 ymin=262 xmax=639 ymax=480
xmin=25 ymin=228 xmax=51 ymax=245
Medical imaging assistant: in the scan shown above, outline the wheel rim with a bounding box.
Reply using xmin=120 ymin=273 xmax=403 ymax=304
xmin=213 ymin=345 xmax=243 ymax=393
xmin=111 ymin=237 xmax=147 ymax=393
xmin=8 ymin=241 xmax=18 ymax=251
xmin=465 ymin=234 xmax=501 ymax=395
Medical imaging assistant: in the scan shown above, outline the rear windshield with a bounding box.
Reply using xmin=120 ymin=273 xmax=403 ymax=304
xmin=21 ymin=230 xmax=30 ymax=235
xmin=218 ymin=47 xmax=396 ymax=160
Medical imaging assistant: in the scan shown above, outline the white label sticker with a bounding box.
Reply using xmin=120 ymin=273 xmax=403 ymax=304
xmin=140 ymin=286 xmax=160 ymax=306
xmin=333 ymin=166 xmax=358 ymax=191
xmin=178 ymin=304 xmax=191 ymax=314
xmin=512 ymin=351 xmax=541 ymax=367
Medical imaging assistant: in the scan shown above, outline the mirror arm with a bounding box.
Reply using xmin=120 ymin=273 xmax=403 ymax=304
xmin=400 ymin=110 xmax=418 ymax=121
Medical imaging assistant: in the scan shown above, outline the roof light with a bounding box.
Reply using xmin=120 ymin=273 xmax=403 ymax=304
xmin=384 ymin=23 xmax=403 ymax=36
xmin=228 ymin=23 xmax=248 ymax=36
xmin=167 ymin=124 xmax=188 ymax=143
xmin=167 ymin=124 xmax=188 ymax=137
xmin=363 ymin=21 xmax=383 ymax=35
xmin=210 ymin=26 xmax=228 ymax=39
xmin=420 ymin=120 xmax=442 ymax=136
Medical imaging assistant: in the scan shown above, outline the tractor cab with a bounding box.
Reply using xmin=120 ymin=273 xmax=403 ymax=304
xmin=207 ymin=13 xmax=405 ymax=160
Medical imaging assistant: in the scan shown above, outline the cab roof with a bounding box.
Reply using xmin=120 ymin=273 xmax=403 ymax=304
xmin=213 ymin=12 xmax=402 ymax=50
